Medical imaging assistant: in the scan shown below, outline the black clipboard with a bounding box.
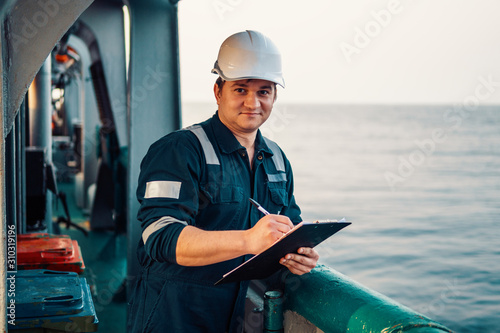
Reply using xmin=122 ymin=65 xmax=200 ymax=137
xmin=214 ymin=221 xmax=350 ymax=285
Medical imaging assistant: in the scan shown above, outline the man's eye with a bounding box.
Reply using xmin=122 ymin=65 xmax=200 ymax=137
xmin=259 ymin=90 xmax=270 ymax=95
xmin=235 ymin=88 xmax=245 ymax=93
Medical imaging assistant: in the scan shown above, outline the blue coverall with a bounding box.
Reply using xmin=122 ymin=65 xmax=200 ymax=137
xmin=128 ymin=112 xmax=301 ymax=332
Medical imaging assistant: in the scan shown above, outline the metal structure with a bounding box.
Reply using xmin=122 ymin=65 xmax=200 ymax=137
xmin=1 ymin=1 xmax=95 ymax=329
xmin=28 ymin=57 xmax=53 ymax=232
xmin=125 ymin=0 xmax=182 ymax=293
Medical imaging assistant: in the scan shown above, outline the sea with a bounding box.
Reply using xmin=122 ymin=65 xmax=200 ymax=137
xmin=182 ymin=103 xmax=500 ymax=333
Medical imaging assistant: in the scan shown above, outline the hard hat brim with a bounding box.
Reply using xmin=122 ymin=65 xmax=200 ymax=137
xmin=212 ymin=63 xmax=285 ymax=88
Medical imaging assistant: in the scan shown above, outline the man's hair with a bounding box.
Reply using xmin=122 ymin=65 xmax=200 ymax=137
xmin=215 ymin=77 xmax=277 ymax=100
xmin=215 ymin=76 xmax=225 ymax=91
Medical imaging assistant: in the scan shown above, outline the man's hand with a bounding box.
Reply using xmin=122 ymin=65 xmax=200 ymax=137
xmin=245 ymin=215 xmax=294 ymax=255
xmin=280 ymin=247 xmax=319 ymax=275
xmin=244 ymin=216 xmax=319 ymax=275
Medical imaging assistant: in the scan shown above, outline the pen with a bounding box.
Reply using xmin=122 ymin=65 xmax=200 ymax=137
xmin=248 ymin=198 xmax=270 ymax=216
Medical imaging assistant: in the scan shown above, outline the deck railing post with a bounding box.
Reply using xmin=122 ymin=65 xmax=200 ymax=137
xmin=264 ymin=290 xmax=284 ymax=332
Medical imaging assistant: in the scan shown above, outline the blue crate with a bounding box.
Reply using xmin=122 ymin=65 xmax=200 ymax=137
xmin=8 ymin=270 xmax=98 ymax=332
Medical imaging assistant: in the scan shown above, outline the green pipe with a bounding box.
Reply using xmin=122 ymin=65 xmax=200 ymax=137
xmin=284 ymin=265 xmax=453 ymax=333
xmin=264 ymin=290 xmax=284 ymax=332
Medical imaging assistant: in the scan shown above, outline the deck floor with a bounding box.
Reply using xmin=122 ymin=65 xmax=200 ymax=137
xmin=53 ymin=182 xmax=127 ymax=332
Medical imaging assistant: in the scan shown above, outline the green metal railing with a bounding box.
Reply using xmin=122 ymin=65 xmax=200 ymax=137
xmin=284 ymin=265 xmax=453 ymax=333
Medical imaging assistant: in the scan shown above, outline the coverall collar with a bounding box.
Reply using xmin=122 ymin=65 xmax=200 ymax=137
xmin=212 ymin=112 xmax=274 ymax=157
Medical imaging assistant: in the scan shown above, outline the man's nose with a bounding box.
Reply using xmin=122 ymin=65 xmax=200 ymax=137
xmin=244 ymin=92 xmax=260 ymax=109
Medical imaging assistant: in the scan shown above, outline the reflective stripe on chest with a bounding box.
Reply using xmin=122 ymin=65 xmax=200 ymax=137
xmin=186 ymin=125 xmax=286 ymax=179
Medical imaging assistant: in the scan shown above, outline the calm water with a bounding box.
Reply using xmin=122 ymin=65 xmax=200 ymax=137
xmin=182 ymin=103 xmax=500 ymax=332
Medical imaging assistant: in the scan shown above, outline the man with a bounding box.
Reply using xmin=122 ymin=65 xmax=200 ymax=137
xmin=128 ymin=30 xmax=319 ymax=333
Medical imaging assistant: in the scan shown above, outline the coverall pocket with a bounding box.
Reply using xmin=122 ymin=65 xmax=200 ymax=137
xmin=127 ymin=276 xmax=150 ymax=333
xmin=199 ymin=184 xmax=244 ymax=230
xmin=144 ymin=278 xmax=237 ymax=332
xmin=268 ymin=181 xmax=288 ymax=207
xmin=200 ymin=183 xmax=243 ymax=204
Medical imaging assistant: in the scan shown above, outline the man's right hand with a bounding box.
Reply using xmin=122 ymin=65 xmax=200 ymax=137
xmin=175 ymin=215 xmax=294 ymax=267
xmin=245 ymin=215 xmax=294 ymax=255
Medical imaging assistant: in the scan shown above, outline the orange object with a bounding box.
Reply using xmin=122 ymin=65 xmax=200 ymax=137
xmin=17 ymin=233 xmax=85 ymax=273
xmin=55 ymin=53 xmax=70 ymax=63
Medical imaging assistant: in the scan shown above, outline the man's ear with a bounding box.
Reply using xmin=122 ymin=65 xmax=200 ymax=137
xmin=214 ymin=83 xmax=221 ymax=105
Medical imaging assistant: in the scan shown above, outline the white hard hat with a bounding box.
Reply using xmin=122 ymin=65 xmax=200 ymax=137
xmin=212 ymin=30 xmax=285 ymax=88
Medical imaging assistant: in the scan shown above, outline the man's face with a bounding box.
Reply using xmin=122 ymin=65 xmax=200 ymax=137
xmin=214 ymin=79 xmax=276 ymax=136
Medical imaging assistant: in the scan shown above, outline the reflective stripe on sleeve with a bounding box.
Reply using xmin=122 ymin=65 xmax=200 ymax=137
xmin=186 ymin=125 xmax=220 ymax=165
xmin=142 ymin=216 xmax=188 ymax=244
xmin=145 ymin=181 xmax=181 ymax=199
xmin=267 ymin=173 xmax=287 ymax=182
xmin=263 ymin=137 xmax=285 ymax=172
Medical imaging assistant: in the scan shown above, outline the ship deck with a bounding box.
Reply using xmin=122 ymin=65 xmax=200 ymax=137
xmin=53 ymin=181 xmax=127 ymax=332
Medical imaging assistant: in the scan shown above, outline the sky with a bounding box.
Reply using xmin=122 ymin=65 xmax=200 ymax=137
xmin=178 ymin=0 xmax=500 ymax=105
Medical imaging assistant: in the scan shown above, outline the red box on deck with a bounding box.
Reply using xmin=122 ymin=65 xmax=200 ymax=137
xmin=17 ymin=233 xmax=86 ymax=273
